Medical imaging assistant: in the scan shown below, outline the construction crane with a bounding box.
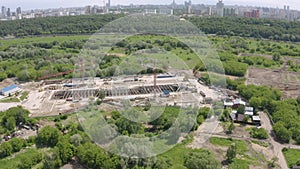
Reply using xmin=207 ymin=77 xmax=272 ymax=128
xmin=38 ymin=70 xmax=74 ymax=80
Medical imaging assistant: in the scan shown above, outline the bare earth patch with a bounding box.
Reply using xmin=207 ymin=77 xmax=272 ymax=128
xmin=247 ymin=67 xmax=300 ymax=98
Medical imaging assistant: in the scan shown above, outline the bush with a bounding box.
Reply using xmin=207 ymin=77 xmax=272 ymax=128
xmin=27 ymin=136 xmax=36 ymax=146
xmin=9 ymin=138 xmax=26 ymax=152
xmin=249 ymin=127 xmax=268 ymax=139
xmin=36 ymin=126 xmax=62 ymax=147
xmin=273 ymin=123 xmax=291 ymax=143
xmin=184 ymin=150 xmax=221 ymax=169
xmin=0 ymin=142 xmax=13 ymax=158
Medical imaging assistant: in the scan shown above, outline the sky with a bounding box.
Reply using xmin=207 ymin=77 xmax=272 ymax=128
xmin=0 ymin=0 xmax=299 ymax=11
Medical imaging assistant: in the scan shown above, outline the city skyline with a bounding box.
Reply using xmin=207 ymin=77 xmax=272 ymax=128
xmin=1 ymin=0 xmax=300 ymax=11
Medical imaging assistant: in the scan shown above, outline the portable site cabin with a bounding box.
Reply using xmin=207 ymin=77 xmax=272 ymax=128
xmin=0 ymin=84 xmax=20 ymax=96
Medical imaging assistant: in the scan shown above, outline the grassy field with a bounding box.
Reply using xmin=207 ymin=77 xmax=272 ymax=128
xmin=158 ymin=142 xmax=189 ymax=169
xmin=228 ymin=158 xmax=250 ymax=169
xmin=0 ymin=148 xmax=43 ymax=169
xmin=282 ymin=148 xmax=300 ymax=167
xmin=0 ymin=35 xmax=90 ymax=49
xmin=210 ymin=137 xmax=266 ymax=169
xmin=157 ymin=135 xmax=218 ymax=169
xmin=210 ymin=137 xmax=248 ymax=154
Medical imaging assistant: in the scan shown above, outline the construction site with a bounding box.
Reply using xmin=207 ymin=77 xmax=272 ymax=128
xmin=0 ymin=69 xmax=223 ymax=117
xmin=51 ymin=84 xmax=180 ymax=100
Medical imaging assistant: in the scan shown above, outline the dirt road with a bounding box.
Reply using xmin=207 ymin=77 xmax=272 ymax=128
xmin=259 ymin=112 xmax=288 ymax=169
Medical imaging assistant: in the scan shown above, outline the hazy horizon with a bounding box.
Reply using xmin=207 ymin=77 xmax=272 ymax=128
xmin=1 ymin=0 xmax=299 ymax=11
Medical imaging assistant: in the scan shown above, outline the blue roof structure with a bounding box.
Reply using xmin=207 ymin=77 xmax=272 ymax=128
xmin=1 ymin=84 xmax=19 ymax=93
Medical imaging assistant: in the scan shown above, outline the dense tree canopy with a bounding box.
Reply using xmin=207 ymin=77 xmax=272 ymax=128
xmin=236 ymin=84 xmax=300 ymax=143
xmin=0 ymin=106 xmax=31 ymax=133
xmin=0 ymin=15 xmax=299 ymax=42
xmin=36 ymin=126 xmax=62 ymax=147
xmin=0 ymin=14 xmax=123 ymax=37
xmin=76 ymin=142 xmax=120 ymax=169
xmin=188 ymin=17 xmax=300 ymax=42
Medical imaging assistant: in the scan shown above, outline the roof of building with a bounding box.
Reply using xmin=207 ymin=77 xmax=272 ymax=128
xmin=245 ymin=111 xmax=254 ymax=116
xmin=231 ymin=110 xmax=237 ymax=114
xmin=237 ymin=114 xmax=245 ymax=122
xmin=233 ymin=99 xmax=246 ymax=106
xmin=245 ymin=107 xmax=254 ymax=112
xmin=252 ymin=116 xmax=261 ymax=121
xmin=1 ymin=84 xmax=19 ymax=93
xmin=224 ymin=101 xmax=234 ymax=106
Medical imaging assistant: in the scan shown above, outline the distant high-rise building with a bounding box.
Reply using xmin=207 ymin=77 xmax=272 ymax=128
xmin=223 ymin=8 xmax=236 ymax=17
xmin=1 ymin=6 xmax=7 ymax=18
xmin=260 ymin=7 xmax=270 ymax=18
xmin=92 ymin=6 xmax=98 ymax=14
xmin=216 ymin=0 xmax=224 ymax=17
xmin=208 ymin=7 xmax=212 ymax=16
xmin=172 ymin=0 xmax=176 ymax=9
xmin=283 ymin=5 xmax=291 ymax=21
xmin=185 ymin=0 xmax=192 ymax=14
xmin=7 ymin=8 xmax=11 ymax=17
xmin=106 ymin=0 xmax=111 ymax=8
xmin=16 ymin=7 xmax=22 ymax=15
xmin=85 ymin=5 xmax=92 ymax=14
xmin=286 ymin=6 xmax=291 ymax=21
xmin=244 ymin=10 xmax=259 ymax=18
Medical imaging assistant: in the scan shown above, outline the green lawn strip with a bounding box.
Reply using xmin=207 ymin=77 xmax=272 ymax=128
xmin=210 ymin=137 xmax=248 ymax=153
xmin=282 ymin=148 xmax=300 ymax=168
xmin=0 ymin=97 xmax=20 ymax=103
xmin=250 ymin=140 xmax=269 ymax=148
xmin=20 ymin=91 xmax=29 ymax=101
xmin=228 ymin=158 xmax=250 ymax=169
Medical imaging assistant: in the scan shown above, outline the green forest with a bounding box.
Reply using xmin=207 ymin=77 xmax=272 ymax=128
xmin=0 ymin=14 xmax=299 ymax=42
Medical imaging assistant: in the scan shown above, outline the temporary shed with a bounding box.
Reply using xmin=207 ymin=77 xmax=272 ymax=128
xmin=0 ymin=84 xmax=20 ymax=96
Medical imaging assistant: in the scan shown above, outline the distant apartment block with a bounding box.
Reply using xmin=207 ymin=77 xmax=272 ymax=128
xmin=223 ymin=8 xmax=237 ymax=17
xmin=145 ymin=9 xmax=157 ymax=14
xmin=216 ymin=0 xmax=224 ymax=17
xmin=244 ymin=10 xmax=260 ymax=18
